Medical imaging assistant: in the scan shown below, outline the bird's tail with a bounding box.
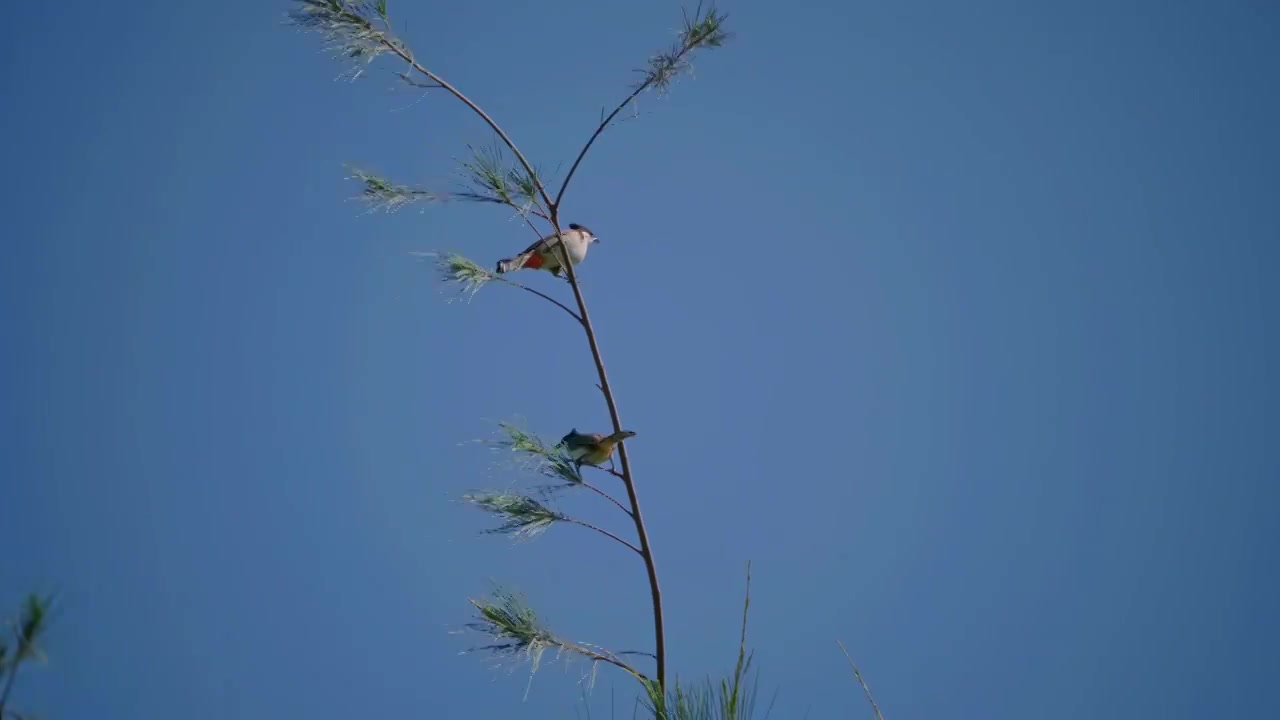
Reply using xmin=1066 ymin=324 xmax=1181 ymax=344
xmin=607 ymin=430 xmax=637 ymax=442
xmin=495 ymin=251 xmax=544 ymax=274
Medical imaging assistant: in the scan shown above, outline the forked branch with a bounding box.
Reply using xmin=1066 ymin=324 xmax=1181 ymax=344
xmin=288 ymin=0 xmax=732 ymax=695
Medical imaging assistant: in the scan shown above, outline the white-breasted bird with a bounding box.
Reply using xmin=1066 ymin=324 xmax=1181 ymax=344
xmin=495 ymin=223 xmax=599 ymax=277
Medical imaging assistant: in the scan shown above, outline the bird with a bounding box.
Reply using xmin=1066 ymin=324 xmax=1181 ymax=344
xmin=495 ymin=223 xmax=599 ymax=277
xmin=560 ymin=428 xmax=636 ymax=469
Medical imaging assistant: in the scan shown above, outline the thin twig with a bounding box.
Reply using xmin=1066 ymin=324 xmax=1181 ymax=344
xmin=0 ymin=641 xmax=21 ymax=719
xmin=613 ymin=649 xmax=659 ymax=660
xmin=454 ymin=192 xmax=552 ymax=222
xmin=837 ymin=641 xmax=885 ymax=720
xmin=517 ymin=213 xmax=542 ymax=236
xmin=396 ymin=70 xmax=442 ymax=89
xmin=490 ymin=275 xmax=582 ymax=324
xmin=581 ymin=479 xmax=633 ymax=517
xmin=381 ymin=40 xmax=555 ymax=211
xmin=552 ymin=26 xmax=714 ymax=209
xmin=0 ymin=669 xmax=18 ymax=720
xmin=565 ymin=641 xmax=648 ymax=684
xmin=566 ymin=518 xmax=643 ymax=556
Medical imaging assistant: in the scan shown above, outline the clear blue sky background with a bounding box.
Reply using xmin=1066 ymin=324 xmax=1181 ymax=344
xmin=2 ymin=0 xmax=1277 ymax=717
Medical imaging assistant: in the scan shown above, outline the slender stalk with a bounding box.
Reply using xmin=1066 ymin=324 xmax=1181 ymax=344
xmin=490 ymin=275 xmax=583 ymax=324
xmin=380 ymin=39 xmax=554 ymax=212
xmin=0 ymin=658 xmax=20 ymax=719
xmin=837 ymin=641 xmax=885 ymax=720
xmin=566 ymin=518 xmax=642 ymax=556
xmin=545 ymin=206 xmax=667 ymax=691
xmin=581 ymin=479 xmax=634 ymax=517
xmin=553 ymin=83 xmax=649 ymax=209
xmin=552 ymin=26 xmax=714 ymax=209
xmin=565 ymin=641 xmax=648 ymax=684
xmin=515 ymin=210 xmax=550 ymax=238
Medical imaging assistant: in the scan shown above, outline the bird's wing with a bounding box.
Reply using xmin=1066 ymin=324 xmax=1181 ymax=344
xmin=562 ymin=431 xmax=605 ymax=448
xmin=516 ymin=230 xmax=562 ymax=256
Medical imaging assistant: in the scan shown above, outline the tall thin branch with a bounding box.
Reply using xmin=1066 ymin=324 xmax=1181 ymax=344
xmin=387 ymin=29 xmax=669 ymax=693
xmin=541 ymin=205 xmax=667 ymax=690
xmin=291 ymin=4 xmax=728 ymax=693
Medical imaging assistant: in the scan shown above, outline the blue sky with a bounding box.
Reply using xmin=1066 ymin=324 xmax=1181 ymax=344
xmin=2 ymin=0 xmax=1277 ymax=717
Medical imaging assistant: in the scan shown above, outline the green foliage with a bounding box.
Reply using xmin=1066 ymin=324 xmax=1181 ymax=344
xmin=286 ymin=0 xmax=397 ymax=80
xmin=456 ymin=142 xmax=548 ymax=218
xmin=12 ymin=596 xmax=50 ymax=664
xmin=639 ymin=3 xmax=732 ymax=94
xmin=465 ymin=584 xmax=650 ymax=699
xmin=466 ymin=586 xmax=557 ymax=664
xmin=345 ymin=140 xmax=551 ymax=218
xmin=416 ymin=251 xmax=494 ymax=301
xmin=463 ymin=491 xmax=566 ymax=539
xmin=491 ymin=421 xmax=584 ymax=487
xmin=346 ymin=167 xmax=440 ymax=213
xmin=642 ymin=565 xmax=773 ymax=720
xmin=0 ymin=593 xmax=56 ymax=718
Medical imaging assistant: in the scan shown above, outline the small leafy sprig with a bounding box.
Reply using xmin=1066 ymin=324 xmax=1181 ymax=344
xmin=463 ymin=486 xmax=641 ymax=554
xmin=455 ymin=142 xmax=550 ymax=222
xmin=286 ymin=0 xmax=398 ymax=80
xmin=463 ymin=491 xmax=565 ymax=539
xmin=490 ymin=422 xmax=583 ymax=486
xmin=0 ymin=593 xmax=55 ymax=720
xmin=641 ymin=564 xmax=771 ymax=720
xmin=641 ymin=2 xmax=732 ymax=94
xmin=418 ymin=252 xmax=583 ymax=322
xmin=465 ymin=585 xmax=649 ymax=700
xmin=346 ymin=167 xmax=440 ymax=213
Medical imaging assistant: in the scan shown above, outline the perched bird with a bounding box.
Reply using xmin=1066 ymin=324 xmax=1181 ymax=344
xmin=560 ymin=428 xmax=636 ymax=468
xmin=495 ymin=223 xmax=599 ymax=277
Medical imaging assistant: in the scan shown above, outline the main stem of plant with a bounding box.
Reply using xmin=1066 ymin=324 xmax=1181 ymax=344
xmin=384 ymin=40 xmax=668 ymax=693
xmin=549 ymin=207 xmax=667 ymax=694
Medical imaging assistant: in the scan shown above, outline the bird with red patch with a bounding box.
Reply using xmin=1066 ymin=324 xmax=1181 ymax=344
xmin=495 ymin=223 xmax=599 ymax=277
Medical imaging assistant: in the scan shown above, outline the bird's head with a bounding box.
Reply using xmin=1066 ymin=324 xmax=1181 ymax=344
xmin=568 ymin=223 xmax=599 ymax=243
